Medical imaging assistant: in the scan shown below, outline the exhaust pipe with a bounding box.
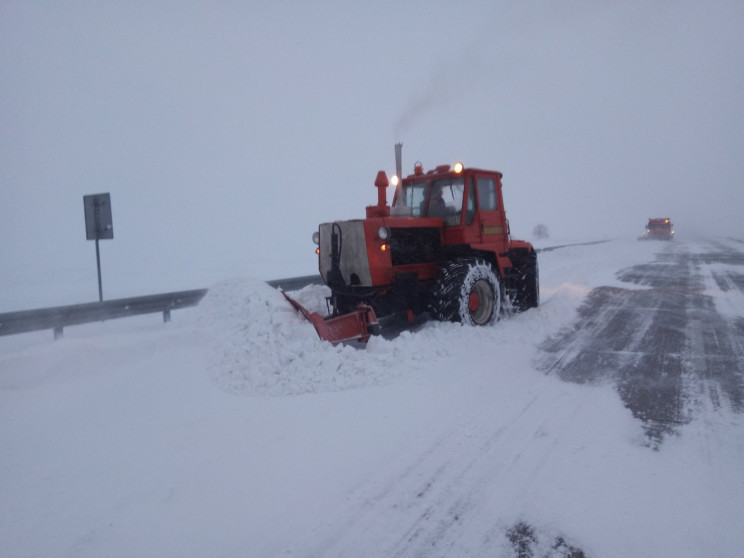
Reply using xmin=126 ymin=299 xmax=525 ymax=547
xmin=395 ymin=142 xmax=403 ymax=183
xmin=393 ymin=143 xmax=404 ymax=208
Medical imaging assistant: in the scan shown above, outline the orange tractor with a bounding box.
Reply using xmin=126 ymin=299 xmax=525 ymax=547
xmin=640 ymin=218 xmax=674 ymax=240
xmin=284 ymin=152 xmax=539 ymax=344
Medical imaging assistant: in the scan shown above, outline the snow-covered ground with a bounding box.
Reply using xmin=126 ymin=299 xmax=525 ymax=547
xmin=2 ymin=236 xmax=743 ymax=557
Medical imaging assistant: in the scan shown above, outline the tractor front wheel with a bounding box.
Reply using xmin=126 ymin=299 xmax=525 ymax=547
xmin=432 ymin=259 xmax=501 ymax=326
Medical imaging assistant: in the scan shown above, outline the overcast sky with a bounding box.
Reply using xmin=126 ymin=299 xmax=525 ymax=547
xmin=2 ymin=1 xmax=743 ymax=309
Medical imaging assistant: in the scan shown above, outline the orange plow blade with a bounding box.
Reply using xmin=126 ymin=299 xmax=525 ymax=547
xmin=281 ymin=291 xmax=379 ymax=345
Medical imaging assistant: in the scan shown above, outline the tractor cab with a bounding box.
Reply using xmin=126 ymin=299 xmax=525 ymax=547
xmin=391 ymin=162 xmax=510 ymax=255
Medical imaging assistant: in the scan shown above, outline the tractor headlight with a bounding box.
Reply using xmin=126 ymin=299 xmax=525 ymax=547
xmin=378 ymin=226 xmax=391 ymax=240
xmin=312 ymin=231 xmax=320 ymax=245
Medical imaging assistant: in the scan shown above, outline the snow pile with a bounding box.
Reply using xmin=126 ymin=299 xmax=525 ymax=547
xmin=197 ymin=279 xmax=421 ymax=396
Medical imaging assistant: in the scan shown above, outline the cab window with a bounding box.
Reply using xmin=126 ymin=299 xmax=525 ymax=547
xmin=477 ymin=177 xmax=498 ymax=210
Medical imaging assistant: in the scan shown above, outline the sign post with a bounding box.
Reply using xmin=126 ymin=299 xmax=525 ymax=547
xmin=83 ymin=193 xmax=114 ymax=301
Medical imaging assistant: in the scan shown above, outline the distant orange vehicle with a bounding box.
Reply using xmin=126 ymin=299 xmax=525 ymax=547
xmin=641 ymin=218 xmax=674 ymax=240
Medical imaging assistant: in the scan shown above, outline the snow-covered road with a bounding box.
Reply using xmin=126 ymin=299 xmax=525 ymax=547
xmin=1 ymin=237 xmax=743 ymax=557
xmin=542 ymin=239 xmax=744 ymax=448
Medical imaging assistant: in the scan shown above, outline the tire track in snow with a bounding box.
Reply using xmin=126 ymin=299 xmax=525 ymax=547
xmin=302 ymin=380 xmax=596 ymax=557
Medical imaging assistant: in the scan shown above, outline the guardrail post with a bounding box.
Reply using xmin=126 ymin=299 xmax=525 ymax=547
xmin=163 ymin=310 xmax=171 ymax=323
xmin=54 ymin=327 xmax=64 ymax=340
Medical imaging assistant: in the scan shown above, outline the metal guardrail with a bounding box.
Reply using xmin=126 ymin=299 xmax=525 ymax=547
xmin=0 ymin=289 xmax=208 ymax=340
xmin=0 ymin=274 xmax=324 ymax=341
xmin=535 ymin=239 xmax=612 ymax=253
xmin=266 ymin=274 xmax=324 ymax=291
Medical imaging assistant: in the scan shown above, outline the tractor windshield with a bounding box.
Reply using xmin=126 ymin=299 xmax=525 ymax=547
xmin=428 ymin=177 xmax=465 ymax=224
xmin=648 ymin=221 xmax=671 ymax=230
xmin=392 ymin=182 xmax=427 ymax=217
xmin=392 ymin=178 xmax=465 ymax=224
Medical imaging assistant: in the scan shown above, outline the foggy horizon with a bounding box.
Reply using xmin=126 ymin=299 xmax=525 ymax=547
xmin=2 ymin=1 xmax=743 ymax=310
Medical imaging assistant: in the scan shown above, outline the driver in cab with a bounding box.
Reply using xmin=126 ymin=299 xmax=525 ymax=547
xmin=427 ymin=186 xmax=448 ymax=218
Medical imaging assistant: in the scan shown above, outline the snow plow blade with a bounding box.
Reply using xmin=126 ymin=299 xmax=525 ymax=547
xmin=281 ymin=291 xmax=379 ymax=345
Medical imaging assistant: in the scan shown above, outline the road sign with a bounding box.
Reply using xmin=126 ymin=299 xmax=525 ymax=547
xmin=83 ymin=193 xmax=114 ymax=301
xmin=83 ymin=193 xmax=114 ymax=240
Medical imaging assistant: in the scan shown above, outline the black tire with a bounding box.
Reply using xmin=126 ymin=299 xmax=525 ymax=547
xmin=432 ymin=258 xmax=501 ymax=326
xmin=514 ymin=255 xmax=539 ymax=311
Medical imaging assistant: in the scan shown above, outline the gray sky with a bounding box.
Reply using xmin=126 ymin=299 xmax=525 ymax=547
xmin=2 ymin=1 xmax=743 ymax=308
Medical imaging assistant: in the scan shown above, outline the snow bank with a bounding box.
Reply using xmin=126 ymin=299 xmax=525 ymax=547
xmin=197 ymin=279 xmax=420 ymax=396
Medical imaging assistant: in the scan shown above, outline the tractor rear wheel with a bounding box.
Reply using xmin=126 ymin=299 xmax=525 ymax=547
xmin=514 ymin=256 xmax=539 ymax=311
xmin=432 ymin=259 xmax=501 ymax=326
